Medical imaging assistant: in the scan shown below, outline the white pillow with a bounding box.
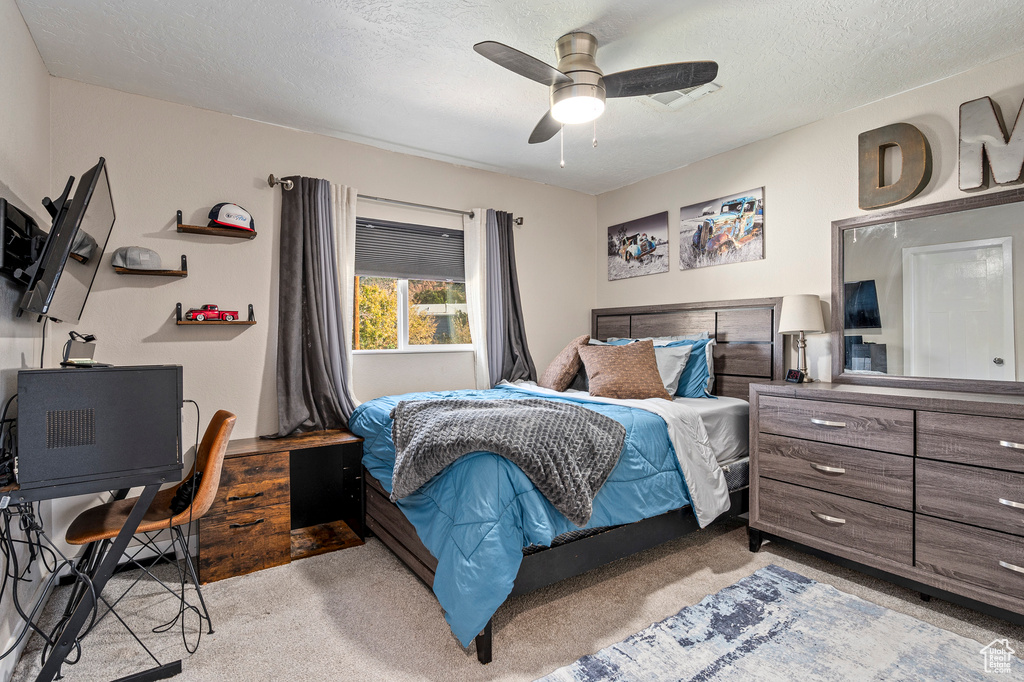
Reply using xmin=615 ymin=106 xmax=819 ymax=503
xmin=653 ymin=345 xmax=694 ymax=394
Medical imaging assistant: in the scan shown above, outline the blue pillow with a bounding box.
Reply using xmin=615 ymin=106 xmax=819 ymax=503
xmin=588 ymin=338 xmax=633 ymax=346
xmin=668 ymin=338 xmax=717 ymax=398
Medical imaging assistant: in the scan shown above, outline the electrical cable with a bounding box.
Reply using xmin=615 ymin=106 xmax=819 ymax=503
xmin=1 ymin=508 xmax=64 ymax=659
xmin=39 ymin=317 xmax=47 ymax=368
xmin=153 ymin=398 xmax=205 ymax=653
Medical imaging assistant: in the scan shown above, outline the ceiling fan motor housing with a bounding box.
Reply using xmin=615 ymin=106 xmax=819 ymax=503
xmin=550 ymin=32 xmax=606 ymax=120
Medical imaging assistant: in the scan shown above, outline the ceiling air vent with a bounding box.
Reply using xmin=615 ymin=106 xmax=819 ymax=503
xmin=647 ymin=82 xmax=721 ymax=109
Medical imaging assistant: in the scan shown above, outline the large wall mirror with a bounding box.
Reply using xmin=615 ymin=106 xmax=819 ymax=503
xmin=832 ymin=187 xmax=1024 ymax=394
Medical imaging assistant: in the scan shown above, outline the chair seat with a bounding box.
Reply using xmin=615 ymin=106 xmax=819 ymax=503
xmin=66 ymin=488 xmax=204 ymax=546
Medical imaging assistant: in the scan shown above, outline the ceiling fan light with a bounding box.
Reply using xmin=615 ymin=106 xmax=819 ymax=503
xmin=551 ymin=95 xmax=605 ymax=124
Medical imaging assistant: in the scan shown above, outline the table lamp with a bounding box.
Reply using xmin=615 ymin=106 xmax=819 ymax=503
xmin=779 ymin=294 xmax=825 ymax=382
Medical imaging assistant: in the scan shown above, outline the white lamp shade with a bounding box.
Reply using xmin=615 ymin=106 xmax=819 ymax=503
xmin=779 ymin=294 xmax=825 ymax=334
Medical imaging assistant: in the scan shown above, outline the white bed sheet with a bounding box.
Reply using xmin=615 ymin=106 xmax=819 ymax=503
xmin=673 ymin=396 xmax=749 ymax=466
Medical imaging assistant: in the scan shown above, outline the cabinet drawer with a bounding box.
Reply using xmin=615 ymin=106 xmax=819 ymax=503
xmin=758 ymin=477 xmax=912 ymax=564
xmin=207 ymin=451 xmax=290 ymax=517
xmin=916 ymin=516 xmax=1024 ymax=599
xmin=758 ymin=395 xmax=913 ymax=455
xmin=918 ymin=411 xmax=1024 ymax=473
xmin=199 ymin=503 xmax=291 ymax=583
xmin=916 ymin=460 xmax=1024 ymax=537
xmin=758 ymin=433 xmax=913 ymax=510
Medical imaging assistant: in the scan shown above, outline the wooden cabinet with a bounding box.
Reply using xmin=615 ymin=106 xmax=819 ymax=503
xmin=750 ymin=382 xmax=1024 ymax=624
xmin=198 ymin=429 xmax=364 ymax=583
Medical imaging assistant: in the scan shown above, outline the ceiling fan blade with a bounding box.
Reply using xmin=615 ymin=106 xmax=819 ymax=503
xmin=529 ymin=111 xmax=561 ymax=144
xmin=474 ymin=41 xmax=573 ymax=87
xmin=604 ymin=61 xmax=719 ymax=98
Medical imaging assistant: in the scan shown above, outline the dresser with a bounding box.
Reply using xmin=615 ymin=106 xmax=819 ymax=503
xmin=749 ymin=381 xmax=1024 ymax=623
xmin=198 ymin=429 xmax=364 ymax=583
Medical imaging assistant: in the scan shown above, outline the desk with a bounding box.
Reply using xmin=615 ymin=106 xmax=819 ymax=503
xmin=2 ymin=463 xmax=183 ymax=682
xmin=198 ymin=429 xmax=363 ymax=583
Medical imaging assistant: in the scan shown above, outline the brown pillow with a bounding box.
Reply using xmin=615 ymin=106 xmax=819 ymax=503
xmin=539 ymin=334 xmax=591 ymax=391
xmin=577 ymin=340 xmax=673 ymax=400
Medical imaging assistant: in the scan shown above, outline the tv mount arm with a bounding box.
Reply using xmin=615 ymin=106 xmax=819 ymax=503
xmin=16 ymin=176 xmax=76 ymax=289
xmin=42 ymin=176 xmax=74 ymax=221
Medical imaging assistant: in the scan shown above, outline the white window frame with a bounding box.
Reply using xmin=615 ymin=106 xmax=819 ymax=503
xmin=353 ymin=277 xmax=474 ymax=354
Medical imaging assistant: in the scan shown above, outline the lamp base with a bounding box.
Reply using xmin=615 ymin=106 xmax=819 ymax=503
xmin=796 ymin=331 xmax=813 ymax=382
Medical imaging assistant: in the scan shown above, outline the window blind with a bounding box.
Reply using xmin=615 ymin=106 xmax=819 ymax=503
xmin=355 ymin=219 xmax=466 ymax=282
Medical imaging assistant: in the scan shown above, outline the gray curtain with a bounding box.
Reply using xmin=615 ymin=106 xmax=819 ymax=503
xmin=485 ymin=209 xmax=536 ymax=384
xmin=485 ymin=210 xmax=505 ymax=386
xmin=275 ymin=176 xmax=357 ymax=435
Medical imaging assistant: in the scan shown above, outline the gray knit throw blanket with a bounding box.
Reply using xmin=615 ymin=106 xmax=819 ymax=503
xmin=389 ymin=398 xmax=626 ymax=527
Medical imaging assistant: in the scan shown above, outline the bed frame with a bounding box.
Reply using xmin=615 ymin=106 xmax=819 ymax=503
xmin=361 ymin=297 xmax=784 ymax=663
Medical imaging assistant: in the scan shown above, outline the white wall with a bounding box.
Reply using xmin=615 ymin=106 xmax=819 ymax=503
xmin=49 ymin=78 xmax=597 ymax=439
xmin=594 ymin=50 xmax=1024 ymax=380
xmin=0 ymin=0 xmax=51 ymax=677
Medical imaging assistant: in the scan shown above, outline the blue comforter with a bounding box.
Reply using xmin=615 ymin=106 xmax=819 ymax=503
xmin=349 ymin=384 xmax=693 ymax=647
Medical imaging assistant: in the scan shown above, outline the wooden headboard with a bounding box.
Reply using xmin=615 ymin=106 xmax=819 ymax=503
xmin=591 ymin=297 xmax=784 ymax=400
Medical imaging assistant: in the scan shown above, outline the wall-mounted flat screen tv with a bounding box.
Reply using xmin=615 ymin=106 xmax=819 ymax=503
xmin=844 ymin=279 xmax=881 ymax=330
xmin=19 ymin=158 xmax=115 ymax=324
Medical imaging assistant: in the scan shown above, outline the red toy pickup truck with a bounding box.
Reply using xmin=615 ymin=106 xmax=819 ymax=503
xmin=184 ymin=304 xmax=239 ymax=322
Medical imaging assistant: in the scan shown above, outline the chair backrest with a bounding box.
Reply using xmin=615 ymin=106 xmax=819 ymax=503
xmin=172 ymin=409 xmax=236 ymax=524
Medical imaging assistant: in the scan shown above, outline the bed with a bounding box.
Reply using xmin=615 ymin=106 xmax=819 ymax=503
xmin=355 ymin=297 xmax=783 ymax=663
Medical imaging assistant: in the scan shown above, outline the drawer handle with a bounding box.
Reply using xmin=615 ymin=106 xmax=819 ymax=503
xmin=811 ymin=418 xmax=846 ymax=428
xmin=998 ymin=560 xmax=1024 ymax=575
xmin=227 ymin=492 xmax=264 ymax=502
xmin=998 ymin=498 xmax=1024 ymax=510
xmin=810 ymin=463 xmax=846 ymax=475
xmin=810 ymin=511 xmax=846 ymax=525
xmin=999 ymin=440 xmax=1024 ymax=450
xmin=228 ymin=519 xmax=265 ymax=529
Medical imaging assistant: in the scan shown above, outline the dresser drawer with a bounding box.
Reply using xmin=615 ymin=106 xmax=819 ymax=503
xmin=207 ymin=451 xmax=290 ymax=517
xmin=916 ymin=460 xmax=1024 ymax=537
xmin=758 ymin=477 xmax=912 ymax=564
xmin=758 ymin=433 xmax=913 ymax=510
xmin=758 ymin=395 xmax=913 ymax=455
xmin=918 ymin=411 xmax=1024 ymax=473
xmin=199 ymin=503 xmax=291 ymax=583
xmin=916 ymin=516 xmax=1024 ymax=599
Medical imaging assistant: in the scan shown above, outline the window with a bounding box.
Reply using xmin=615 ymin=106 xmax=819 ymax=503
xmin=353 ymin=219 xmax=471 ymax=352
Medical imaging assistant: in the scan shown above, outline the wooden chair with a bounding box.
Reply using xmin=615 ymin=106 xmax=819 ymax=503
xmin=63 ymin=410 xmax=236 ymax=652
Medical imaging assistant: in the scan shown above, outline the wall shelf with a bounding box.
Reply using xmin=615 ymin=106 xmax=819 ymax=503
xmin=115 ymin=254 xmax=188 ymax=277
xmin=176 ymin=210 xmax=256 ymax=240
xmin=176 ymin=303 xmax=257 ymax=326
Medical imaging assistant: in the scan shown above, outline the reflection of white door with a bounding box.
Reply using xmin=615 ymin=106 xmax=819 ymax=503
xmin=903 ymin=238 xmax=1015 ymax=380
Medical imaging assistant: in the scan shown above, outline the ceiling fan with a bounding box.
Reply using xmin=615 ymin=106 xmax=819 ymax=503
xmin=474 ymin=32 xmax=718 ymax=144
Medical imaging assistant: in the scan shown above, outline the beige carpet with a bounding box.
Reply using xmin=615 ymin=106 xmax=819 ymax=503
xmin=13 ymin=519 xmax=1024 ymax=681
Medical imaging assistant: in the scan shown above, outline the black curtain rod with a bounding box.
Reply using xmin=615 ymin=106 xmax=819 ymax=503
xmin=268 ymin=175 xmax=474 ymax=219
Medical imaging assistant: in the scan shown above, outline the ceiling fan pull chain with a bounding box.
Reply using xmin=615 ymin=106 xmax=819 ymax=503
xmin=560 ymin=126 xmax=565 ymax=168
xmin=593 ymin=120 xmax=597 ymax=148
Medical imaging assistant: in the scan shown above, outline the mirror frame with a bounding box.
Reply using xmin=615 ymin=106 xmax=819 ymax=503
xmin=832 ymin=186 xmax=1024 ymax=395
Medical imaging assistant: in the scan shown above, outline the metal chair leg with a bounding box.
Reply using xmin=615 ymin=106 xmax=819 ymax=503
xmin=174 ymin=526 xmax=214 ymax=634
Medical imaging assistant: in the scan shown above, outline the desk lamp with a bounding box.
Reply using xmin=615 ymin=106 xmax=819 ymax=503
xmin=779 ymin=295 xmax=825 ymax=382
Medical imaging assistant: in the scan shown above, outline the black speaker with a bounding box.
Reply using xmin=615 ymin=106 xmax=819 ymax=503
xmin=16 ymin=365 xmax=183 ymax=494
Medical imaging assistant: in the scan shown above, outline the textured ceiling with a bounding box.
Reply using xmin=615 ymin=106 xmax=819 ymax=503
xmin=15 ymin=0 xmax=1024 ymax=194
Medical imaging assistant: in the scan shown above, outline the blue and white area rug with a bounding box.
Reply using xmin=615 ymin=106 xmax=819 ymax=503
xmin=539 ymin=564 xmax=1017 ymax=681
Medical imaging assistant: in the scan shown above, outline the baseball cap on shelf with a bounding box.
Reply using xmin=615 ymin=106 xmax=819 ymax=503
xmin=208 ymin=203 xmax=255 ymax=232
xmin=110 ymin=246 xmax=162 ymax=270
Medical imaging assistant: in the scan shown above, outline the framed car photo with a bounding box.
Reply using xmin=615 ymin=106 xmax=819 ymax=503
xmin=679 ymin=187 xmax=764 ymax=271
